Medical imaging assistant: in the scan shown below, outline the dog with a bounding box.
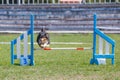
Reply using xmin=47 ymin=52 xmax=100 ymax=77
xmin=36 ymin=27 xmax=50 ymax=48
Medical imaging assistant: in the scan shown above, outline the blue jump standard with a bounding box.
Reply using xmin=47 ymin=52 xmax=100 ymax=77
xmin=11 ymin=14 xmax=34 ymax=66
xmin=90 ymin=14 xmax=115 ymax=65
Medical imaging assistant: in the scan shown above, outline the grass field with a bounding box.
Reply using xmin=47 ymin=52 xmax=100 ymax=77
xmin=0 ymin=33 xmax=120 ymax=80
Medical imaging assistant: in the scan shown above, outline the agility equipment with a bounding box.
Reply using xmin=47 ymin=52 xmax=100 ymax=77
xmin=44 ymin=47 xmax=92 ymax=50
xmin=34 ymin=47 xmax=92 ymax=50
xmin=10 ymin=14 xmax=115 ymax=66
xmin=90 ymin=14 xmax=115 ymax=65
xmin=49 ymin=42 xmax=90 ymax=44
xmin=11 ymin=14 xmax=34 ymax=66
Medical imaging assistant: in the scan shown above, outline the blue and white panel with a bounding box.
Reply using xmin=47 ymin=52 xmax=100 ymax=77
xmin=20 ymin=32 xmax=29 ymax=66
xmin=17 ymin=37 xmax=21 ymax=59
xmin=24 ymin=32 xmax=28 ymax=58
xmin=97 ymin=36 xmax=106 ymax=64
xmin=105 ymin=41 xmax=110 ymax=54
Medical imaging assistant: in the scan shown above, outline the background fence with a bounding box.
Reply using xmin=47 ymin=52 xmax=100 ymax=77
xmin=0 ymin=0 xmax=120 ymax=4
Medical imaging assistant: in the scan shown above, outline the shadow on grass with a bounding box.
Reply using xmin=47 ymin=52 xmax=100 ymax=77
xmin=14 ymin=63 xmax=20 ymax=66
xmin=14 ymin=63 xmax=33 ymax=66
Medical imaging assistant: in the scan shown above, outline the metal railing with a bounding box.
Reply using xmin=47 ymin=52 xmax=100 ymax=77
xmin=0 ymin=0 xmax=119 ymax=5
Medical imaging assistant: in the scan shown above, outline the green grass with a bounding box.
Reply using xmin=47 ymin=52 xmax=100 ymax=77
xmin=0 ymin=33 xmax=120 ymax=80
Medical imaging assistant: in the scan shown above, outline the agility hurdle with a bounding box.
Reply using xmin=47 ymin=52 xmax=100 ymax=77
xmin=90 ymin=14 xmax=115 ymax=65
xmin=11 ymin=14 xmax=34 ymax=66
xmin=10 ymin=14 xmax=115 ymax=66
xmin=40 ymin=14 xmax=115 ymax=65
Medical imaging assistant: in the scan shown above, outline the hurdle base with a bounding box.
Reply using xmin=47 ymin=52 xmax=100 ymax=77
xmin=90 ymin=58 xmax=106 ymax=65
xmin=12 ymin=55 xmax=34 ymax=66
xmin=20 ymin=57 xmax=29 ymax=66
xmin=97 ymin=58 xmax=106 ymax=65
xmin=90 ymin=58 xmax=99 ymax=65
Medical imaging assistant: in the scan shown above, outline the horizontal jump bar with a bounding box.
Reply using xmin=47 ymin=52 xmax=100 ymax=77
xmin=50 ymin=42 xmax=90 ymax=44
xmin=34 ymin=47 xmax=92 ymax=50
